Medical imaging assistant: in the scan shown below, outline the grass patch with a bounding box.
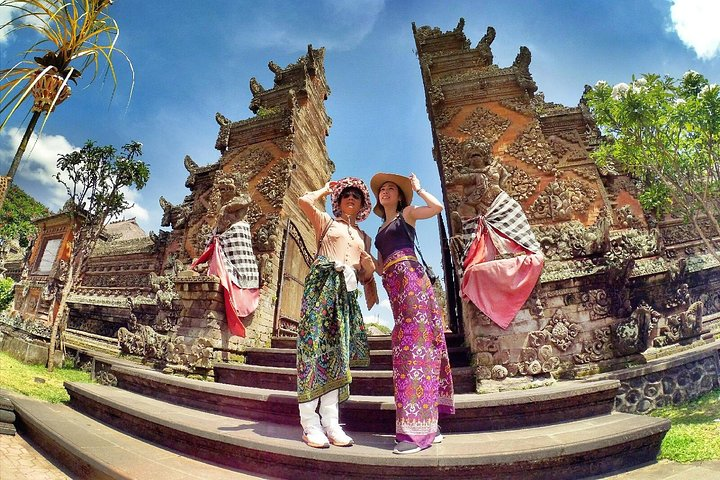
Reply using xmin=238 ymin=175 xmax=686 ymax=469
xmin=651 ymin=388 xmax=720 ymax=462
xmin=0 ymin=352 xmax=93 ymax=403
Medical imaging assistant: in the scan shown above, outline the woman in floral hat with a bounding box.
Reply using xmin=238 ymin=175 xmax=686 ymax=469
xmin=371 ymin=172 xmax=455 ymax=455
xmin=296 ymin=177 xmax=377 ymax=448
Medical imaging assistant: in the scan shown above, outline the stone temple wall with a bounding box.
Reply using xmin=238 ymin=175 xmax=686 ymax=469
xmin=146 ymin=46 xmax=334 ymax=356
xmin=413 ymin=19 xmax=720 ymax=388
xmin=5 ymin=47 xmax=335 ymax=372
xmin=593 ymin=342 xmax=719 ymax=414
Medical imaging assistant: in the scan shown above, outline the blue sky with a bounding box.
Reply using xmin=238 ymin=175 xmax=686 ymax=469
xmin=2 ymin=0 xmax=720 ymax=327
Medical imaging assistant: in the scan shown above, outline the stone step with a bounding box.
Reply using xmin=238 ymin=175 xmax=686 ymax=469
xmin=213 ymin=363 xmax=477 ymax=395
xmin=66 ymin=328 xmax=120 ymax=357
xmin=110 ymin=364 xmax=620 ymax=433
xmin=64 ymin=382 xmax=671 ymax=480
xmin=244 ymin=345 xmax=471 ymax=369
xmin=10 ymin=394 xmax=270 ymax=480
xmin=271 ymin=333 xmax=466 ymax=350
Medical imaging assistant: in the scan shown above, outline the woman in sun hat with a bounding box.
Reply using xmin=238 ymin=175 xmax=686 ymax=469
xmin=296 ymin=177 xmax=377 ymax=449
xmin=370 ymin=172 xmax=455 ymax=455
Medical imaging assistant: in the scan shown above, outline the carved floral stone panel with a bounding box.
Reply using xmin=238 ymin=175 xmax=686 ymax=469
xmin=458 ymin=105 xmax=510 ymax=144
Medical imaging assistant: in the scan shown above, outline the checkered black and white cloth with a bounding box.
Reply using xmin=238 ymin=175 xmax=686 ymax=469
xmin=461 ymin=190 xmax=541 ymax=260
xmin=218 ymin=221 xmax=259 ymax=289
xmin=485 ymin=191 xmax=541 ymax=253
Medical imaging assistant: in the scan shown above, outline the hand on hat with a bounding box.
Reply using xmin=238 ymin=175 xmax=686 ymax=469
xmin=324 ymin=180 xmax=339 ymax=196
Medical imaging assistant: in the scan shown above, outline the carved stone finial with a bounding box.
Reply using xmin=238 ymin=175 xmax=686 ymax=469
xmin=215 ymin=112 xmax=232 ymax=152
xmin=215 ymin=112 xmax=230 ymax=126
xmin=513 ymin=46 xmax=532 ymax=70
xmin=480 ymin=26 xmax=495 ymax=46
xmin=183 ymin=155 xmax=198 ymax=173
xmin=249 ymin=77 xmax=265 ymax=95
xmin=159 ymin=196 xmax=174 ymax=228
xmin=159 ymin=196 xmax=172 ymax=210
xmin=512 ymin=46 xmax=537 ymax=95
xmin=268 ymin=61 xmax=282 ymax=75
xmin=476 ymin=26 xmax=496 ymax=67
xmin=455 ymin=17 xmax=465 ymax=33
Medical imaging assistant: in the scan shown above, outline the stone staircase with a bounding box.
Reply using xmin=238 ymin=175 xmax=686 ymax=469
xmin=14 ymin=334 xmax=671 ymax=479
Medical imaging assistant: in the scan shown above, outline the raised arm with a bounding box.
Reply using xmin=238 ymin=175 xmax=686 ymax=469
xmin=298 ymin=181 xmax=338 ymax=237
xmin=298 ymin=181 xmax=335 ymax=217
xmin=403 ymin=173 xmax=443 ymax=226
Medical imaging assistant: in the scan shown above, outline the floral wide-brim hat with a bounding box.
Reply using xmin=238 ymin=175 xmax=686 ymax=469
xmin=330 ymin=176 xmax=372 ymax=222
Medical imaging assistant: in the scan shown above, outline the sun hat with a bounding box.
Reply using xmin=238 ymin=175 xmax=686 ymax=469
xmin=330 ymin=177 xmax=372 ymax=222
xmin=370 ymin=172 xmax=414 ymax=218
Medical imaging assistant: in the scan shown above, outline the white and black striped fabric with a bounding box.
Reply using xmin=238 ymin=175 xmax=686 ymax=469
xmin=461 ymin=190 xmax=541 ymax=261
xmin=484 ymin=191 xmax=541 ymax=253
xmin=219 ymin=221 xmax=259 ymax=289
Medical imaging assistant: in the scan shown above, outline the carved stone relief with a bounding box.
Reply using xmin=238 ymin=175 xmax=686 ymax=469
xmin=500 ymin=96 xmax=535 ymax=117
xmin=428 ymin=85 xmax=445 ymax=107
xmin=257 ymin=160 xmax=292 ymax=208
xmin=660 ymin=219 xmax=713 ymax=246
xmin=232 ymin=147 xmax=274 ymax=181
xmin=245 ymin=204 xmax=264 ymax=227
xmin=437 ymin=134 xmax=464 ymax=184
xmin=254 ymin=214 xmax=281 ymax=252
xmin=505 ymin=121 xmax=557 ymax=173
xmin=458 ymin=106 xmax=510 ymax=145
xmin=535 ymin=217 xmax=610 ymax=261
xmin=528 ymin=179 xmax=596 ymax=221
xmin=542 ymin=309 xmax=581 ymax=352
xmin=653 ymin=301 xmax=704 ymax=347
xmin=503 ymin=165 xmax=539 ymax=201
xmin=580 ymin=289 xmax=612 ymax=321
xmin=435 ymin=106 xmax=461 ymax=129
xmin=615 ymin=205 xmax=644 ymax=229
xmin=192 ymin=224 xmax=214 ymax=255
xmin=574 ymin=326 xmax=613 ymax=364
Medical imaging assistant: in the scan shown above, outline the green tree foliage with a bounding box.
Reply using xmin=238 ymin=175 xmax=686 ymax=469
xmin=0 ymin=184 xmax=50 ymax=247
xmin=46 ymin=140 xmax=149 ymax=370
xmin=585 ymin=72 xmax=720 ymax=259
xmin=0 ymin=277 xmax=14 ymax=311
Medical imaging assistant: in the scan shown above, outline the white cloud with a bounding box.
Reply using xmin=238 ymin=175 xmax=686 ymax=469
xmin=244 ymin=0 xmax=385 ymax=53
xmin=363 ymin=297 xmax=394 ymax=330
xmin=364 ymin=313 xmax=393 ymax=330
xmin=0 ymin=128 xmax=76 ymax=208
xmin=0 ymin=131 xmax=151 ymax=225
xmin=0 ymin=8 xmax=12 ymax=45
xmin=0 ymin=4 xmax=47 ymax=46
xmin=669 ymin=0 xmax=720 ymax=60
xmin=111 ymin=186 xmax=150 ymax=225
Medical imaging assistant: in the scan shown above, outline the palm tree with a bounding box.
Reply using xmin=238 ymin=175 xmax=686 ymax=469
xmin=0 ymin=0 xmax=134 ymax=187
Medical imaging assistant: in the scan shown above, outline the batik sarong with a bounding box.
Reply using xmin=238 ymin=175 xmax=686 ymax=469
xmin=296 ymin=256 xmax=369 ymax=404
xmin=382 ymin=247 xmax=455 ymax=448
xmin=460 ymin=191 xmax=544 ymax=329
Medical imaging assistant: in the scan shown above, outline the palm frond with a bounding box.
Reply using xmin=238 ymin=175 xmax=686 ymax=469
xmin=0 ymin=0 xmax=133 ymax=135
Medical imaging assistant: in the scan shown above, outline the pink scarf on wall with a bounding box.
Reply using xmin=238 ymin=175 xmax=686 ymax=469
xmin=191 ymin=237 xmax=259 ymax=337
xmin=460 ymin=192 xmax=544 ymax=329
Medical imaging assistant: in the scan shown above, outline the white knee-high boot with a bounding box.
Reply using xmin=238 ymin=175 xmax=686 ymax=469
xmin=319 ymin=389 xmax=339 ymax=428
xmin=299 ymin=397 xmax=321 ymax=431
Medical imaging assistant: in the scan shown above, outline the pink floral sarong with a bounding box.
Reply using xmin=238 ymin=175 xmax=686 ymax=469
xmin=382 ymin=247 xmax=455 ymax=448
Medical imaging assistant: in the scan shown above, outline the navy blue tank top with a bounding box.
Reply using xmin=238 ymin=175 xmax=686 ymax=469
xmin=375 ymin=215 xmax=415 ymax=259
